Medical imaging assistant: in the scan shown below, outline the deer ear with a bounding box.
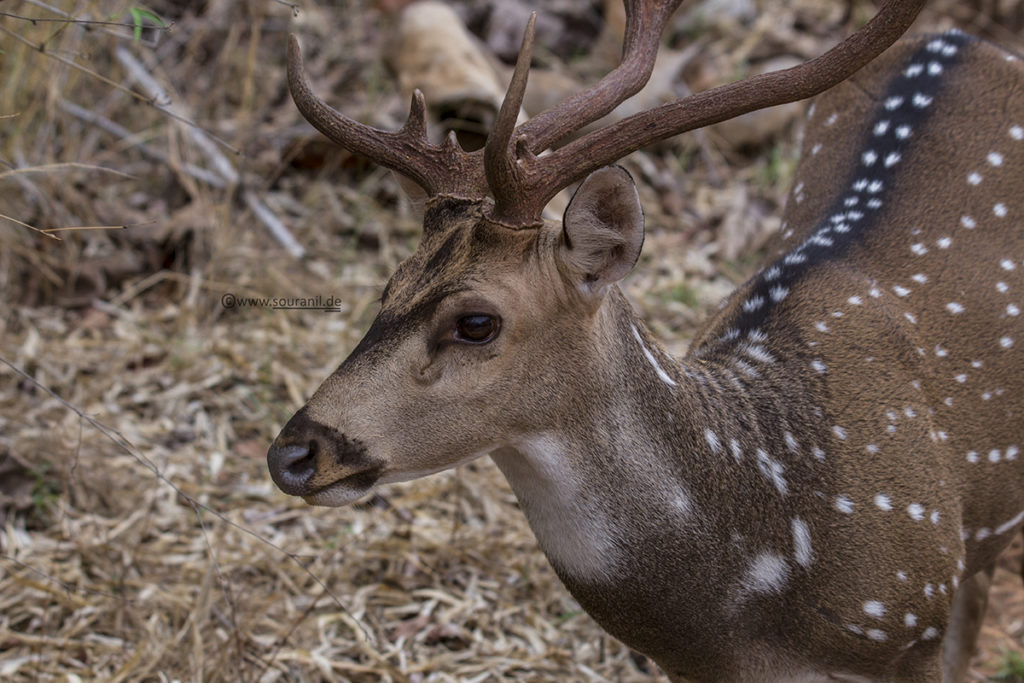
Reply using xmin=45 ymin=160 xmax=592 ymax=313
xmin=560 ymin=165 xmax=644 ymax=291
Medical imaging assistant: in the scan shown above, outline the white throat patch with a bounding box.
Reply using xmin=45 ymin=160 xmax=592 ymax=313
xmin=490 ymin=435 xmax=620 ymax=583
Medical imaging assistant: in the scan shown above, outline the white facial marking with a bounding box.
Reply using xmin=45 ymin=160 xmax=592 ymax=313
xmin=792 ymin=518 xmax=813 ymax=568
xmin=631 ymin=325 xmax=677 ymax=387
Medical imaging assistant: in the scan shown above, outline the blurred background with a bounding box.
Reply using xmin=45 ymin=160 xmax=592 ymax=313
xmin=2 ymin=0 xmax=1024 ymax=680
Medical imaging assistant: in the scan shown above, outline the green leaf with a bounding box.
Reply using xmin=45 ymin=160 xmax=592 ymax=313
xmin=127 ymin=7 xmax=166 ymax=44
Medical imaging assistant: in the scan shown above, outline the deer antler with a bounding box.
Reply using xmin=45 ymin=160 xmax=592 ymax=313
xmin=485 ymin=0 xmax=926 ymax=226
xmin=286 ymin=35 xmax=488 ymax=200
xmin=288 ymin=0 xmax=926 ymax=228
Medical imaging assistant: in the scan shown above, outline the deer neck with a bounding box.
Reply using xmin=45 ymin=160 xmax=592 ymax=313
xmin=489 ymin=288 xmax=811 ymax=590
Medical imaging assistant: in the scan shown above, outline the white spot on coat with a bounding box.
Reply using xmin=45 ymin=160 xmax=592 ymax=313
xmin=907 ymin=503 xmax=925 ymax=521
xmin=740 ymin=553 xmax=790 ymax=595
xmin=792 ymin=518 xmax=813 ymax=568
xmin=756 ymin=449 xmax=787 ymax=495
xmin=631 ymin=325 xmax=676 ymax=387
xmin=864 ymin=601 xmax=886 ymax=618
xmin=705 ymin=429 xmax=721 ymax=454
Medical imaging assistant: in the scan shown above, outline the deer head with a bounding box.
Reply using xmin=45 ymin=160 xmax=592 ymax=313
xmin=267 ymin=0 xmax=925 ymax=507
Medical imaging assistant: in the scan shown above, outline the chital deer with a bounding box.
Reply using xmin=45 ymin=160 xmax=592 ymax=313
xmin=269 ymin=1 xmax=1024 ymax=679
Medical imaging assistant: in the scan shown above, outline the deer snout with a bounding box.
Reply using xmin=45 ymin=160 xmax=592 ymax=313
xmin=267 ymin=407 xmax=381 ymax=503
xmin=267 ymin=442 xmax=318 ymax=495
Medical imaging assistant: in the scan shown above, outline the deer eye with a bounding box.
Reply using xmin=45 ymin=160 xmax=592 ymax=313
xmin=454 ymin=314 xmax=500 ymax=344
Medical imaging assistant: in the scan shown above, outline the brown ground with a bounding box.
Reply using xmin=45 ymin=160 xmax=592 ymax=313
xmin=2 ymin=1 xmax=1024 ymax=681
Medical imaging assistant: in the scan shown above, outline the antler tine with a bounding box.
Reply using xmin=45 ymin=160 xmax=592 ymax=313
xmin=515 ymin=0 xmax=687 ymax=155
xmin=286 ymin=34 xmax=487 ymax=199
xmin=485 ymin=12 xmax=537 ymax=226
xmin=512 ymin=0 xmax=926 ymax=221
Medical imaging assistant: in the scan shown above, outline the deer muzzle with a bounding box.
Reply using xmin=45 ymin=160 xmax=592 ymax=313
xmin=267 ymin=407 xmax=383 ymax=506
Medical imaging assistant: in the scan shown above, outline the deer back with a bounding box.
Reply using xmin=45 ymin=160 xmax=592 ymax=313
xmin=673 ymin=31 xmax=1024 ymax=668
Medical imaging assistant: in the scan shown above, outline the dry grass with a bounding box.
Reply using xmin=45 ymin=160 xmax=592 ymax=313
xmin=2 ymin=0 xmax=1023 ymax=681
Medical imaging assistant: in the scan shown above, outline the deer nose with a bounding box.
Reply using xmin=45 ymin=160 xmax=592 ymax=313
xmin=267 ymin=441 xmax=318 ymax=495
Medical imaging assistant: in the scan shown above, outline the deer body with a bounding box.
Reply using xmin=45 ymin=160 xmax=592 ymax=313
xmin=270 ymin=4 xmax=1024 ymax=680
